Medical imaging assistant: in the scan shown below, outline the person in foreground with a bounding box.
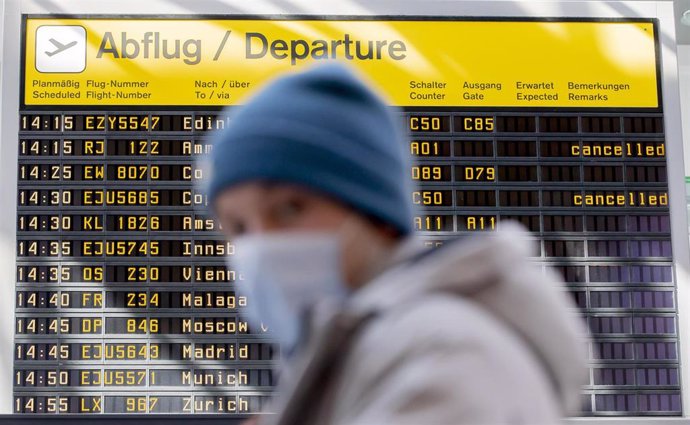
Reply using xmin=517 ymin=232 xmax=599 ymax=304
xmin=207 ymin=63 xmax=589 ymax=425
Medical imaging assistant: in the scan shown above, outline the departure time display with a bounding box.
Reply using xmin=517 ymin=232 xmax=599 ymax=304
xmin=15 ymin=16 xmax=678 ymax=416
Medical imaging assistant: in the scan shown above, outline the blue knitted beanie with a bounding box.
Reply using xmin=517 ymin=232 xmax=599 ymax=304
xmin=207 ymin=63 xmax=414 ymax=236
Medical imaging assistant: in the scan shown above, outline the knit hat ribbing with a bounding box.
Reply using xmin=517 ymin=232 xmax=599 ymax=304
xmin=208 ymin=63 xmax=414 ymax=236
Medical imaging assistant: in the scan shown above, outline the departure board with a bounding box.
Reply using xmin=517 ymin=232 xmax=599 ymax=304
xmin=14 ymin=16 xmax=679 ymax=416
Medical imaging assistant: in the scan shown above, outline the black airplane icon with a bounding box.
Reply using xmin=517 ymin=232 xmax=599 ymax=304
xmin=45 ymin=38 xmax=78 ymax=57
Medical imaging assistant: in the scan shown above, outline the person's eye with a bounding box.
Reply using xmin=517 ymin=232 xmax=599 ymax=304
xmin=272 ymin=198 xmax=306 ymax=223
xmin=222 ymin=220 xmax=246 ymax=238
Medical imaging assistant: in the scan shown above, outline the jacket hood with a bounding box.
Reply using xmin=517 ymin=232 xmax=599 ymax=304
xmin=349 ymin=222 xmax=589 ymax=415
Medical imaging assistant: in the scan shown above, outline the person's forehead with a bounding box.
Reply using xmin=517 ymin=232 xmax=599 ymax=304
xmin=221 ymin=182 xmax=313 ymax=198
xmin=215 ymin=182 xmax=331 ymax=211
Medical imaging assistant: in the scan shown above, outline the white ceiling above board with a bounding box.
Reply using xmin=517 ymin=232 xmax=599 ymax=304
xmin=603 ymin=0 xmax=690 ymax=44
xmin=3 ymin=0 xmax=688 ymax=44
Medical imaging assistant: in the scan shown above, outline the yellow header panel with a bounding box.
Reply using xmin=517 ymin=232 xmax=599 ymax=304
xmin=24 ymin=18 xmax=660 ymax=107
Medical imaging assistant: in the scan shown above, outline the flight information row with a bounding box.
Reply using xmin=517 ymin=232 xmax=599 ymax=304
xmin=14 ymin=288 xmax=675 ymax=311
xmin=407 ymin=115 xmax=664 ymax=135
xmin=14 ymin=367 xmax=275 ymax=388
xmin=13 ymin=393 xmax=269 ymax=414
xmin=17 ymin=235 xmax=671 ymax=258
xmin=16 ymin=391 xmax=680 ymax=414
xmin=16 ymin=212 xmax=671 ymax=234
xmin=14 ymin=341 xmax=276 ymax=362
xmin=16 ymin=163 xmax=669 ymax=184
xmin=19 ymin=113 xmax=666 ymax=135
xmin=18 ymin=365 xmax=677 ymax=388
xmin=19 ymin=138 xmax=210 ymax=157
xmin=15 ymin=264 xmax=231 ymax=283
xmin=15 ymin=316 xmax=255 ymax=335
xmin=17 ymin=138 xmax=667 ymax=159
xmin=545 ymin=263 xmax=672 ymax=284
xmin=14 ymin=338 xmax=678 ymax=362
xmin=412 ymin=139 xmax=666 ymax=159
xmin=14 ymin=313 xmax=676 ymax=336
xmin=409 ymin=164 xmax=668 ymax=184
xmin=15 ymin=365 xmax=676 ymax=388
xmin=20 ymin=114 xmax=230 ymax=133
xmin=16 ymin=290 xmax=246 ymax=309
xmin=13 ymin=260 xmax=675 ymax=286
xmin=16 ymin=189 xmax=671 ymax=208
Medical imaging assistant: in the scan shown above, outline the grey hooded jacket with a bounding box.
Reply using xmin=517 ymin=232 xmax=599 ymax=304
xmin=262 ymin=223 xmax=589 ymax=425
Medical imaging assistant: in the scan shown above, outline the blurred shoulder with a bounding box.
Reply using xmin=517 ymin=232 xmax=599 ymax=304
xmin=349 ymin=293 xmax=522 ymax=368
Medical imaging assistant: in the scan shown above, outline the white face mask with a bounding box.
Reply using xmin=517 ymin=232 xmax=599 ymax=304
xmin=228 ymin=233 xmax=349 ymax=356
